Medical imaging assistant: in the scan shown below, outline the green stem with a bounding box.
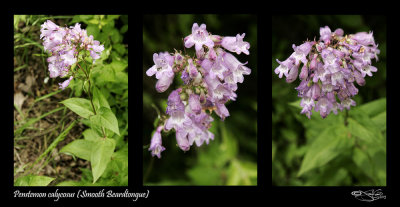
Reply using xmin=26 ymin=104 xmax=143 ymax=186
xmin=77 ymin=56 xmax=106 ymax=138
xmin=344 ymin=109 xmax=349 ymax=126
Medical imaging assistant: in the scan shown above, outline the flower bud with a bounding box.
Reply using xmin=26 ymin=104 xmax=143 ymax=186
xmin=286 ymin=65 xmax=298 ymax=83
xmin=299 ymin=65 xmax=308 ymax=80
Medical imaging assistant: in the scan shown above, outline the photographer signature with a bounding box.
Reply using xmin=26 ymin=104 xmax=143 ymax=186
xmin=351 ymin=189 xmax=386 ymax=202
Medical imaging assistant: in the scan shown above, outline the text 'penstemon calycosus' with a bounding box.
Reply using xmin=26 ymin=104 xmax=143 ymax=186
xmin=146 ymin=23 xmax=252 ymax=158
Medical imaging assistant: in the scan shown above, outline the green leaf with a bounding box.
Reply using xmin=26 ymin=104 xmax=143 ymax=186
xmin=61 ymin=98 xmax=94 ymax=119
xmin=226 ymin=159 xmax=257 ymax=185
xmin=110 ymin=28 xmax=121 ymax=43
xmin=352 ymin=147 xmax=386 ymax=186
xmin=93 ymin=86 xmax=110 ymax=110
xmin=90 ymin=107 xmax=120 ymax=135
xmin=14 ymin=175 xmax=54 ymax=186
xmin=60 ymin=139 xmax=95 ymax=161
xmin=56 ymin=180 xmax=81 ymax=186
xmin=98 ymin=65 xmax=116 ymax=82
xmin=91 ymin=138 xmax=116 ymax=183
xmin=110 ymin=60 xmax=128 ymax=72
xmin=113 ymin=44 xmax=126 ymax=56
xmin=83 ymin=128 xmax=101 ymax=142
xmin=348 ymin=117 xmax=381 ymax=143
xmin=297 ymin=125 xmax=352 ymax=177
xmin=88 ymin=18 xmax=99 ymax=25
xmin=354 ymin=98 xmax=386 ymax=117
xmin=120 ymin=25 xmax=128 ymax=34
xmin=288 ymin=99 xmax=302 ymax=109
xmin=86 ymin=24 xmax=100 ymax=38
xmin=372 ymin=111 xmax=386 ymax=131
xmin=220 ymin=122 xmax=238 ymax=160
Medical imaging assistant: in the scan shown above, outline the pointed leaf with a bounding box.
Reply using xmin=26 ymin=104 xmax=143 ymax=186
xmin=82 ymin=128 xmax=101 ymax=142
xmin=90 ymin=107 xmax=120 ymax=135
xmin=61 ymin=98 xmax=94 ymax=119
xmin=354 ymin=98 xmax=386 ymax=117
xmin=372 ymin=111 xmax=386 ymax=131
xmin=59 ymin=139 xmax=95 ymax=161
xmin=298 ymin=125 xmax=352 ymax=177
xmin=14 ymin=175 xmax=55 ymax=186
xmin=91 ymin=138 xmax=116 ymax=183
xmin=93 ymin=86 xmax=110 ymax=110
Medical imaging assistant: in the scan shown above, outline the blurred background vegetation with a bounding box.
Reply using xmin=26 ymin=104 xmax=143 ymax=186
xmin=272 ymin=15 xmax=386 ymax=186
xmin=143 ymin=14 xmax=257 ymax=185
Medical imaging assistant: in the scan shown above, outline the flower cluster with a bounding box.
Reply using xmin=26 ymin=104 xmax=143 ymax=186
xmin=40 ymin=20 xmax=104 ymax=90
xmin=274 ymin=26 xmax=379 ymax=118
xmin=147 ymin=23 xmax=251 ymax=158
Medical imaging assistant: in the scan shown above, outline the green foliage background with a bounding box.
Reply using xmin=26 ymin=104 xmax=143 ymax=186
xmin=272 ymin=15 xmax=386 ymax=186
xmin=143 ymin=14 xmax=257 ymax=185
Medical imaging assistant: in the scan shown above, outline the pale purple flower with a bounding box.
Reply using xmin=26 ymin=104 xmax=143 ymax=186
xmin=320 ymin=26 xmax=332 ymax=44
xmin=353 ymin=70 xmax=365 ymax=86
xmin=222 ymin=52 xmax=251 ymax=83
xmin=146 ymin=52 xmax=174 ymax=79
xmin=149 ymin=126 xmax=166 ymax=158
xmin=360 ymin=65 xmax=378 ymax=77
xmin=289 ymin=41 xmax=313 ymax=65
xmin=187 ymin=58 xmax=199 ymax=78
xmin=176 ymin=129 xmax=190 ymax=151
xmin=331 ymin=71 xmax=345 ymax=87
xmin=164 ymin=89 xmax=192 ymax=131
xmin=184 ymin=23 xmax=214 ymax=52
xmin=223 ymin=71 xmax=239 ymax=91
xmin=300 ymin=97 xmax=315 ymax=119
xmin=60 ymin=49 xmax=77 ymax=66
xmin=215 ymin=102 xmax=230 ymax=120
xmin=40 ymin=20 xmax=59 ymax=39
xmin=315 ymin=97 xmax=333 ymax=118
xmin=58 ymin=76 xmax=73 ymax=90
xmin=309 ymin=54 xmax=317 ymax=70
xmin=299 ymin=64 xmax=308 ymax=80
xmin=286 ymin=64 xmax=299 ymax=83
xmin=181 ymin=70 xmax=190 ymax=85
xmin=48 ymin=63 xmax=60 ymax=78
xmin=174 ymin=52 xmax=184 ymax=65
xmin=155 ymin=74 xmax=174 ymax=93
xmin=313 ymin=63 xmax=328 ymax=83
xmin=189 ymin=94 xmax=202 ymax=114
xmin=205 ymin=55 xmax=228 ymax=80
xmin=221 ymin=33 xmax=250 ymax=55
xmin=341 ymin=98 xmax=356 ymax=110
xmin=351 ymin=31 xmax=375 ymax=46
xmin=166 ymin=89 xmax=185 ymax=115
xmin=307 ymin=84 xmax=321 ymax=101
xmin=275 ymin=58 xmax=294 ymax=78
xmin=334 ymin=28 xmax=344 ymax=37
xmin=88 ymin=40 xmax=104 ymax=63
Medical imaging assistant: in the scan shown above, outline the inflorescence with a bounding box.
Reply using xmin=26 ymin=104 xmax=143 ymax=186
xmin=40 ymin=20 xmax=104 ymax=90
xmin=274 ymin=26 xmax=380 ymax=118
xmin=147 ymin=23 xmax=252 ymax=158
